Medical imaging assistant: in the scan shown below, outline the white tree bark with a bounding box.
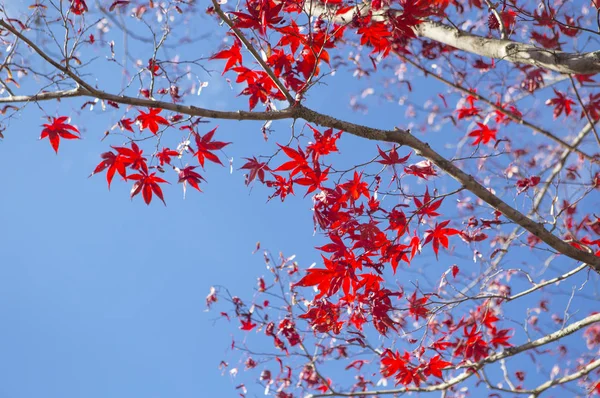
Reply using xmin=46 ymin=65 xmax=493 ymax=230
xmin=304 ymin=1 xmax=600 ymax=75
xmin=416 ymin=20 xmax=600 ymax=75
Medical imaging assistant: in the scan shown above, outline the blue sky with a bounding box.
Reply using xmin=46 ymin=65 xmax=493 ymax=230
xmin=0 ymin=1 xmax=599 ymax=397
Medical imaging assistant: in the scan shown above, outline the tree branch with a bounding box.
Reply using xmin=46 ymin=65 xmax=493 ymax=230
xmin=415 ymin=19 xmax=600 ymax=75
xmin=3 ymin=18 xmax=599 ymax=271
xmin=305 ymin=1 xmax=600 ymax=75
xmin=307 ymin=313 xmax=600 ymax=397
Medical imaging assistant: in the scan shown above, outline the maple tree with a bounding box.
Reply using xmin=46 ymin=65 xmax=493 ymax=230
xmin=1 ymin=0 xmax=600 ymax=397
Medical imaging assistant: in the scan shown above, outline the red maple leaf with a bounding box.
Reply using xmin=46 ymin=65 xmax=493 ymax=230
xmin=275 ymin=144 xmax=310 ymax=176
xmin=456 ymin=94 xmax=481 ymax=119
xmin=294 ymin=257 xmax=357 ymax=299
xmin=192 ymin=127 xmax=230 ymax=167
xmin=156 ymin=147 xmax=180 ymax=166
xmin=423 ymin=220 xmax=460 ymax=258
xmin=546 ymin=89 xmax=575 ymax=118
xmin=276 ymin=20 xmax=304 ymax=54
xmin=40 ymin=116 xmax=80 ymax=153
xmin=306 ymin=126 xmax=341 ymax=161
xmin=582 ymin=93 xmax=600 ymax=121
xmin=423 ymin=355 xmax=452 ymax=379
xmin=177 ymin=166 xmax=205 ymax=196
xmin=298 ymin=300 xmax=342 ymax=334
xmin=520 ymin=66 xmax=546 ymax=92
xmin=266 ymin=174 xmax=294 ymax=201
xmin=90 ymin=151 xmax=129 ymax=188
xmin=489 ymin=327 xmax=512 ymax=348
xmin=294 ymin=165 xmax=329 ymax=195
xmin=413 ymin=188 xmax=443 ymax=219
xmin=240 ymin=81 xmax=269 ymax=110
xmin=231 ymin=0 xmax=284 ymax=36
xmin=341 ymin=171 xmax=370 ymax=201
xmin=380 ymin=349 xmax=409 ymax=379
xmin=70 ymin=0 xmax=88 ymax=14
xmin=239 ymin=315 xmax=257 ymax=331
xmin=377 ymin=146 xmax=411 ymax=166
xmin=407 ymin=291 xmax=429 ymax=320
xmin=357 ymin=20 xmax=391 ymax=55
xmin=468 ymin=122 xmax=497 ymax=145
xmin=119 ymin=118 xmax=135 ymax=132
xmin=404 ymin=160 xmax=437 ymax=179
xmin=211 ymin=39 xmax=243 ymax=74
xmin=516 ymin=176 xmax=541 ymax=193
xmin=136 ymin=108 xmax=169 ymax=134
xmin=240 ymin=157 xmax=269 ymax=185
xmin=129 ymin=170 xmax=169 ymax=205
xmin=116 ymin=142 xmax=147 ymax=173
xmin=455 ymin=325 xmax=490 ymax=361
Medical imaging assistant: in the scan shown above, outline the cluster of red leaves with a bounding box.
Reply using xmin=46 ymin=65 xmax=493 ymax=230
xmin=381 ymin=350 xmax=451 ymax=387
xmin=86 ymin=110 xmax=229 ymax=204
xmin=222 ymin=123 xmax=489 ymax=388
xmin=44 ymin=1 xmax=600 ymax=393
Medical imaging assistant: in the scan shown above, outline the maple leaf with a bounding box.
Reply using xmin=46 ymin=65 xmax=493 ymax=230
xmin=407 ymin=291 xmax=429 ymax=320
xmin=456 ymin=325 xmax=490 ymax=361
xmin=516 ymin=176 xmax=541 ymax=193
xmin=192 ymin=127 xmax=230 ymax=167
xmin=129 ymin=170 xmax=169 ymax=205
xmin=422 ymin=355 xmax=451 ymax=380
xmin=380 ymin=349 xmax=423 ymax=387
xmin=404 ymin=160 xmax=437 ymax=180
xmin=456 ymin=94 xmax=481 ymax=119
xmin=369 ymin=288 xmax=400 ymax=336
xmin=546 ymin=89 xmax=575 ymax=119
xmin=240 ymin=81 xmax=269 ymax=110
xmin=488 ymin=10 xmax=517 ymax=32
xmin=575 ymin=74 xmax=596 ymax=85
xmin=239 ymin=315 xmax=257 ymax=331
xmin=114 ymin=142 xmax=148 ymax=173
xmin=40 ymin=116 xmax=80 ymax=153
xmin=275 ymin=144 xmax=310 ymax=176
xmin=520 ymin=66 xmax=546 ymax=92
xmin=489 ymin=328 xmax=512 ymax=348
xmin=298 ymin=300 xmax=342 ymax=334
xmin=119 ymin=118 xmax=135 ymax=132
xmin=306 ymin=126 xmax=342 ymax=161
xmin=240 ymin=157 xmax=269 ymax=185
xmin=357 ymin=20 xmax=391 ymax=56
xmin=377 ymin=146 xmax=411 ymax=166
xmin=294 ymin=256 xmax=357 ymax=299
xmin=413 ymin=188 xmax=442 ymax=219
xmin=266 ymin=174 xmax=294 ymax=201
xmin=136 ymin=108 xmax=169 ymax=134
xmin=177 ymin=166 xmax=205 ymax=197
xmin=211 ymin=39 xmax=243 ymax=74
xmin=231 ymin=66 xmax=259 ymax=84
xmin=294 ymin=166 xmax=329 ymax=196
xmin=380 ymin=349 xmax=409 ymax=379
xmin=276 ymin=20 xmax=304 ymax=54
xmin=582 ymin=93 xmax=600 ymax=121
xmin=451 ymin=264 xmax=459 ymax=278
xmin=231 ymin=0 xmax=284 ymax=36
xmin=70 ymin=0 xmax=87 ymax=14
xmin=156 ymin=147 xmax=180 ymax=166
xmin=530 ymin=31 xmax=562 ymax=49
xmin=468 ymin=122 xmax=497 ymax=146
xmin=423 ymin=220 xmax=460 ymax=258
xmin=90 ymin=150 xmax=129 ymax=189
xmin=341 ymin=171 xmax=370 ymax=201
